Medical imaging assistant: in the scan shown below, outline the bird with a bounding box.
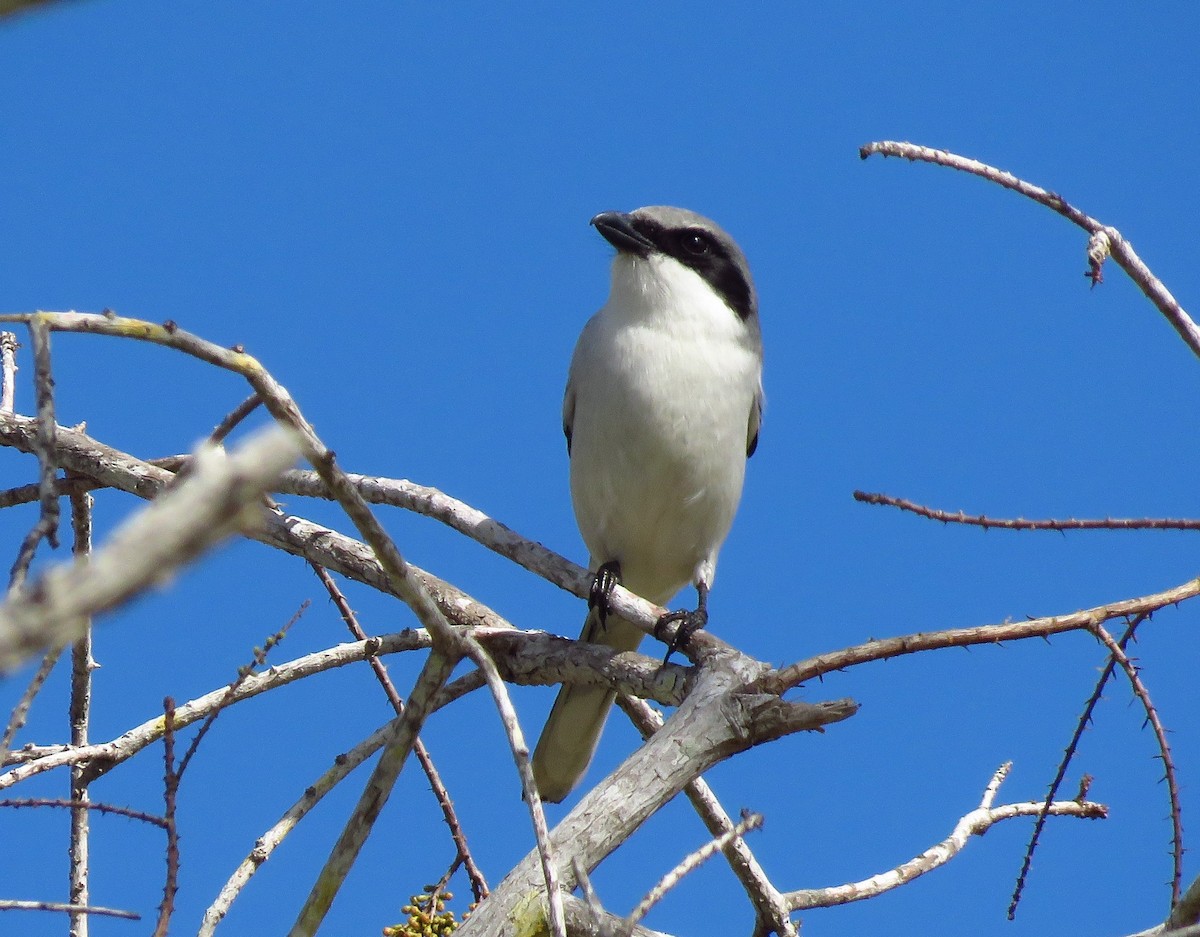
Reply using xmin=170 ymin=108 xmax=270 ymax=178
xmin=531 ymin=205 xmax=764 ymax=803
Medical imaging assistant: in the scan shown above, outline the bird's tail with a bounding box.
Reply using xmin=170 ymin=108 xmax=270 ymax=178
xmin=531 ymin=607 xmax=645 ymax=803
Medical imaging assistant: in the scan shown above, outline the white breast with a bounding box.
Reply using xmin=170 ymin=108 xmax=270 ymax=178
xmin=565 ymin=253 xmax=762 ymax=606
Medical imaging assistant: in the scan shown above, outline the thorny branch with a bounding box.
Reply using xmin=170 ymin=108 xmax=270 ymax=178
xmin=1009 ymin=615 xmax=1146 ymax=919
xmin=762 ymin=574 xmax=1200 ymax=695
xmin=1089 ymin=621 xmax=1184 ymax=907
xmin=153 ymin=699 xmax=180 ymax=937
xmin=858 ymin=140 xmax=1197 ymax=929
xmin=854 ymin=490 xmax=1200 ymax=531
xmin=860 ymin=140 xmax=1200 ymax=359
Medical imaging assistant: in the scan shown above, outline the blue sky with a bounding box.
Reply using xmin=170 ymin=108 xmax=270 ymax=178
xmin=2 ymin=2 xmax=1199 ymax=935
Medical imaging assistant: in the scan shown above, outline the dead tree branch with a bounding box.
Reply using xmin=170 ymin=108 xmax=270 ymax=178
xmin=0 ymin=426 xmax=300 ymax=671
xmin=860 ymin=141 xmax=1200 ymax=360
xmin=786 ymin=764 xmax=1105 ymax=911
xmin=854 ymin=491 xmax=1200 ymax=531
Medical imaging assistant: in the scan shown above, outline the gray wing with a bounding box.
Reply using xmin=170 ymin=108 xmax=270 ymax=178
xmin=746 ymin=379 xmax=764 ymax=457
xmin=562 ymin=373 xmax=576 ymax=456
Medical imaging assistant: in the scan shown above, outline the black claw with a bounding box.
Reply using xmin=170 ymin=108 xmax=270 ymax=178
xmin=655 ymin=582 xmax=710 ymax=663
xmin=589 ymin=561 xmax=622 ymax=629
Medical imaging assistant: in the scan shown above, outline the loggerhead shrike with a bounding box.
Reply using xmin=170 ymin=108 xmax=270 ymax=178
xmin=531 ymin=206 xmax=764 ymax=803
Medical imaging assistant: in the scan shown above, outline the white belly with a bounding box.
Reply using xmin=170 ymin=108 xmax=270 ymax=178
xmin=567 ymin=315 xmax=759 ymax=606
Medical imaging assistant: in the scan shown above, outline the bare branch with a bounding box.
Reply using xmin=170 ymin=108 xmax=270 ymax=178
xmin=288 ymin=647 xmax=461 ymax=935
xmin=0 ymin=899 xmax=139 ymax=920
xmin=0 ymin=426 xmax=301 ymax=671
xmin=3 ymin=627 xmax=679 ymax=795
xmin=859 ymin=141 xmax=1200 ymax=360
xmin=0 ymin=311 xmax=459 ymax=647
xmin=208 ymin=394 xmax=263 ymax=446
xmin=461 ymin=632 xmax=564 ymax=937
xmin=454 ymin=659 xmax=854 ymax=937
xmin=617 ymin=696 xmax=796 ymax=937
xmin=626 ymin=812 xmax=763 ymax=933
xmin=277 ymin=467 xmax=590 ymax=607
xmin=3 ymin=632 xmax=431 ymax=788
xmin=311 ymin=562 xmax=489 ymax=902
xmin=0 ymin=649 xmax=61 ymax=770
xmin=153 ymin=699 xmax=180 ymax=937
xmin=177 ymin=605 xmax=306 ymax=782
xmin=1090 ymin=622 xmax=1183 ymax=907
xmin=0 ymin=331 xmax=17 ymax=414
xmin=0 ymin=796 xmax=167 ymax=826
xmin=763 ymin=573 xmax=1200 ymax=694
xmin=1010 ymin=616 xmax=1146 ymax=919
xmin=786 ymin=765 xmax=1106 ymax=910
xmin=199 ymin=716 xmax=400 ymax=934
xmin=854 ymin=490 xmax=1200 ymax=531
xmin=67 ymin=479 xmax=94 ymax=937
xmin=9 ymin=317 xmax=60 ymax=591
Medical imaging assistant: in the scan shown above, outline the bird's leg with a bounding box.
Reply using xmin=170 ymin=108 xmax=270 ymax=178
xmin=588 ymin=560 xmax=623 ymax=632
xmin=654 ymin=581 xmax=709 ymax=662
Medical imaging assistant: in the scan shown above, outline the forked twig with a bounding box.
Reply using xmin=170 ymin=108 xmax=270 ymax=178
xmin=310 ymin=563 xmax=488 ymax=902
xmin=1008 ymin=614 xmax=1146 ymax=919
xmin=1090 ymin=621 xmax=1183 ymax=907
xmin=788 ymin=764 xmax=1105 ymax=911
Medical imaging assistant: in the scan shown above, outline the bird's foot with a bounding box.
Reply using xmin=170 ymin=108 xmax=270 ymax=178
xmin=654 ymin=583 xmax=709 ymax=663
xmin=588 ymin=561 xmax=622 ymax=630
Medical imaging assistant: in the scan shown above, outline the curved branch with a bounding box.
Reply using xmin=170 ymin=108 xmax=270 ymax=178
xmin=785 ymin=764 xmax=1106 ymax=911
xmin=859 ymin=141 xmax=1200 ymax=360
xmin=1090 ymin=622 xmax=1184 ymax=906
